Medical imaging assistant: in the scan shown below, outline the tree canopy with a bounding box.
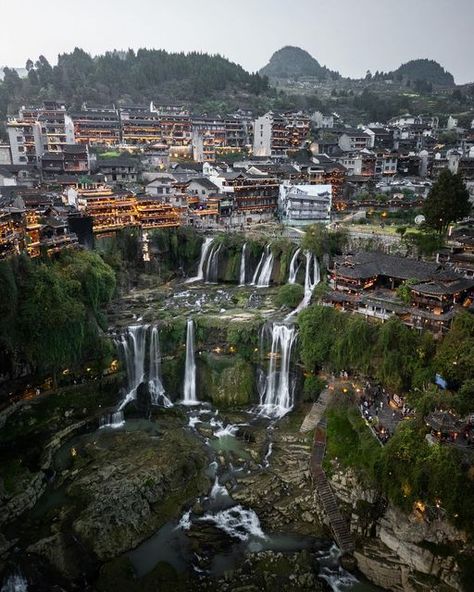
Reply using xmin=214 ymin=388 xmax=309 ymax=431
xmin=0 ymin=251 xmax=116 ymax=379
xmin=422 ymin=170 xmax=471 ymax=234
xmin=0 ymin=48 xmax=269 ymax=118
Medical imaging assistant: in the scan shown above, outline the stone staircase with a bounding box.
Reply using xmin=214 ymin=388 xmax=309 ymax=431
xmin=300 ymin=388 xmax=332 ymax=433
xmin=310 ymin=419 xmax=355 ymax=555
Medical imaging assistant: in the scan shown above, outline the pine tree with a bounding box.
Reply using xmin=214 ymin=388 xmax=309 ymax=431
xmin=422 ymin=169 xmax=471 ymax=234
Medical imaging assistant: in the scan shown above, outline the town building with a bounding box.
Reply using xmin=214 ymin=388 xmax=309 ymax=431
xmin=337 ymin=129 xmax=371 ymax=152
xmin=279 ymin=183 xmax=332 ymax=226
xmin=71 ymin=107 xmax=121 ymax=146
xmin=253 ymin=112 xmax=310 ymax=158
xmin=325 ymin=251 xmax=474 ymax=333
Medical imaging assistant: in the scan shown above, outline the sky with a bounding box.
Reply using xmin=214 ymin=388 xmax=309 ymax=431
xmin=0 ymin=0 xmax=473 ymax=83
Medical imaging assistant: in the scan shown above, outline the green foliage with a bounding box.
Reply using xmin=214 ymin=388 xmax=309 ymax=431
xmin=325 ymin=397 xmax=383 ymax=484
xmin=301 ymin=224 xmax=347 ymax=259
xmin=298 ymin=306 xmax=343 ymax=371
xmin=396 ymin=279 xmax=417 ymax=304
xmin=260 ymin=46 xmax=340 ymax=81
xmin=332 ymin=315 xmax=378 ymax=376
xmin=393 ymin=59 xmax=455 ymax=86
xmin=0 ymin=251 xmax=116 ymax=379
xmin=1 ymin=48 xmax=269 ymax=112
xmin=422 ymin=170 xmax=471 ymax=234
xmin=434 ymin=312 xmax=474 ymax=387
xmin=298 ymin=305 xmax=435 ymax=391
xmin=403 ymin=230 xmax=444 ymax=256
xmin=270 ymin=238 xmax=294 ymax=283
xmin=381 ymin=422 xmax=474 ymax=532
xmin=0 ymin=258 xmax=18 ymax=348
xmin=276 ymin=284 xmax=304 ymax=309
xmin=58 ymin=250 xmax=116 ymax=320
xmin=227 ymin=323 xmax=260 ymax=361
xmin=302 ymin=375 xmax=326 ymax=402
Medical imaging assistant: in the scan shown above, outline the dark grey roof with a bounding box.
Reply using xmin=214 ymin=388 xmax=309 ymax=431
xmin=97 ymin=158 xmax=137 ymax=168
xmin=42 ymin=152 xmax=64 ymax=161
xmin=188 ymin=177 xmax=219 ymax=191
xmin=63 ymin=144 xmax=88 ymax=154
xmin=334 ymin=252 xmax=441 ymax=281
xmin=411 ymin=278 xmax=474 ymax=296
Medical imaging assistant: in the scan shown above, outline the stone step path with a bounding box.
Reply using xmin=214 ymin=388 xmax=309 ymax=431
xmin=310 ymin=421 xmax=355 ymax=555
xmin=300 ymin=388 xmax=332 ymax=433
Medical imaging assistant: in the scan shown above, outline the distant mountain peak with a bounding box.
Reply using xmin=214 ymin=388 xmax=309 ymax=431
xmin=391 ymin=59 xmax=455 ymax=86
xmin=260 ymin=46 xmax=340 ymax=81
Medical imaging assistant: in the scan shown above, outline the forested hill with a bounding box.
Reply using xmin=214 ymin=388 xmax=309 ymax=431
xmin=0 ymin=48 xmax=270 ymax=117
xmin=260 ymin=46 xmax=341 ymax=80
xmin=390 ymin=59 xmax=455 ymax=86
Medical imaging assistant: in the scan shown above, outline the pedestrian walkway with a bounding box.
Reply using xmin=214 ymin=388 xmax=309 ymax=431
xmin=310 ymin=418 xmax=355 ymax=555
xmin=300 ymin=387 xmax=333 ymax=433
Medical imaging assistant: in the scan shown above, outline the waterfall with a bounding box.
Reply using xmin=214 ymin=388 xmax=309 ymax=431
xmin=205 ymin=243 xmax=222 ymax=284
xmin=288 ymin=248 xmax=301 ymax=284
xmin=117 ymin=325 xmax=172 ymax=410
xmin=250 ymin=249 xmax=265 ymax=285
xmin=100 ymin=411 xmax=125 ymax=429
xmin=259 ymin=323 xmax=297 ymax=418
xmin=239 ymin=243 xmax=247 ymax=286
xmin=183 ymin=319 xmax=199 ymax=405
xmin=251 ymin=245 xmax=274 ymax=288
xmin=186 ymin=237 xmax=213 ymax=283
xmin=297 ymin=251 xmax=320 ymax=312
xmin=1 ymin=573 xmax=28 ymax=592
xmin=286 ymin=251 xmax=321 ymax=319
xmin=199 ymin=506 xmax=266 ymax=541
xmin=148 ymin=326 xmax=173 ymax=407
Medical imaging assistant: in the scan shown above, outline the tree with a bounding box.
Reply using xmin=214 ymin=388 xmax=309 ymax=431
xmin=435 ymin=312 xmax=474 ymax=387
xmin=302 ymin=224 xmax=348 ymax=259
xmin=422 ymin=170 xmax=471 ymax=234
xmin=276 ymin=284 xmax=304 ymax=309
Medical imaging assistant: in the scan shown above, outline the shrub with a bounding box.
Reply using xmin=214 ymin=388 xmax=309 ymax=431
xmin=276 ymin=283 xmax=304 ymax=309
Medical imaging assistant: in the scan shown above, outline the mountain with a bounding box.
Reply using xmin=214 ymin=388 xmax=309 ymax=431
xmin=0 ymin=48 xmax=269 ymax=118
xmin=391 ymin=59 xmax=455 ymax=86
xmin=260 ymin=46 xmax=340 ymax=80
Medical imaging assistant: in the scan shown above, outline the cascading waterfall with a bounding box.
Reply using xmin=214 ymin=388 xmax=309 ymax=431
xmin=186 ymin=237 xmax=214 ymax=283
xmin=205 ymin=243 xmax=222 ymax=284
xmin=287 ymin=248 xmax=301 ymax=284
xmin=1 ymin=572 xmax=28 ymax=592
xmin=259 ymin=323 xmax=297 ymax=418
xmin=286 ymin=251 xmax=321 ymax=320
xmin=250 ymin=249 xmax=265 ymax=285
xmin=116 ymin=325 xmax=172 ymax=412
xmin=239 ymin=243 xmax=247 ymax=286
xmin=297 ymin=251 xmax=320 ymax=312
xmin=251 ymin=245 xmax=274 ymax=288
xmin=148 ymin=326 xmax=173 ymax=407
xmin=183 ymin=319 xmax=199 ymax=405
xmin=100 ymin=411 xmax=125 ymax=429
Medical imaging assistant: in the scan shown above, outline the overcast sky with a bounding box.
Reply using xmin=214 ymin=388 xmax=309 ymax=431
xmin=1 ymin=0 xmax=472 ymax=83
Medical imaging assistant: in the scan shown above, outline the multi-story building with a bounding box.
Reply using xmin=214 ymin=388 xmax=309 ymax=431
xmin=211 ymin=171 xmax=279 ymax=223
xmin=0 ymin=211 xmax=19 ymax=258
xmin=338 ymin=129 xmax=371 ymax=152
xmin=41 ymin=145 xmax=90 ymax=179
xmin=120 ymin=109 xmax=163 ymax=145
xmin=279 ymin=183 xmax=332 ymax=226
xmin=71 ymin=107 xmax=121 ymax=146
xmin=96 ymin=157 xmax=138 ymax=184
xmin=8 ymin=102 xmax=75 ymax=164
xmin=325 ymin=251 xmax=474 ymax=334
xmin=253 ymin=111 xmax=310 ymax=158
xmin=7 ymin=119 xmax=43 ymax=165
